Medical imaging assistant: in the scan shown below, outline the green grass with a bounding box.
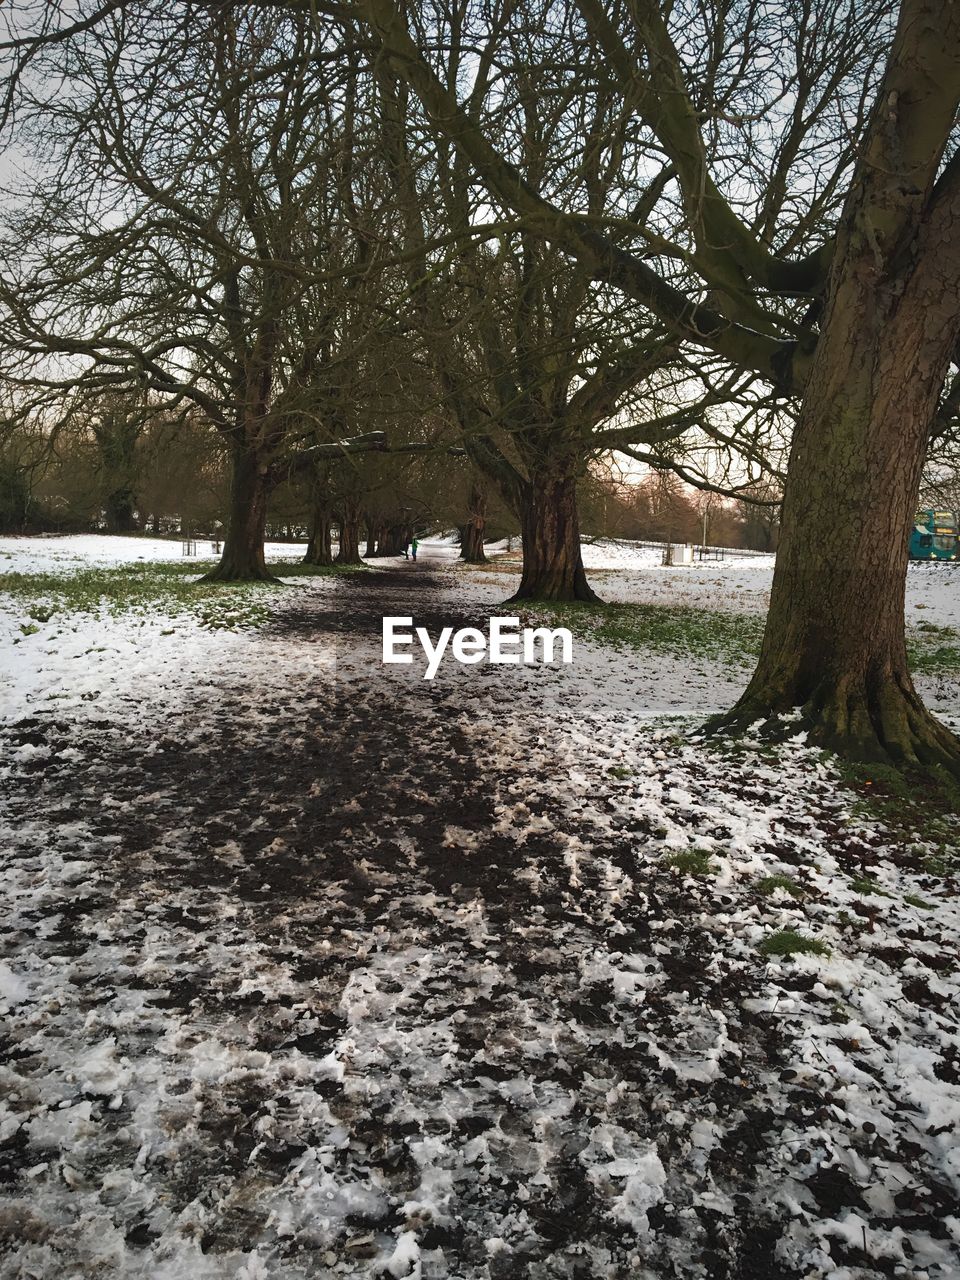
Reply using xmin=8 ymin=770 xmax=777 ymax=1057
xmin=923 ymin=844 xmax=960 ymax=877
xmin=849 ymin=876 xmax=892 ymax=898
xmin=520 ymin=595 xmax=960 ymax=675
xmin=268 ymin=561 xmax=367 ymax=579
xmin=758 ymin=930 xmax=830 ymax=959
xmin=903 ymin=893 xmax=935 ymax=910
xmin=907 ymin=621 xmax=960 ymax=673
xmin=664 ymin=849 xmax=716 ymax=877
xmin=756 ymin=873 xmax=806 ymax=899
xmin=0 ymin=559 xmax=360 ymax=632
xmin=529 ymin=600 xmax=764 ymax=667
xmin=910 ymin=642 xmax=960 ymax=671
xmin=606 ymin=764 xmax=634 ymax=779
xmin=837 ymin=760 xmax=960 ymax=875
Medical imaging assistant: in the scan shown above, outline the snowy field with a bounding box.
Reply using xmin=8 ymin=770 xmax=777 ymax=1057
xmin=0 ymin=534 xmax=309 ymax=573
xmin=1 ymin=535 xmax=960 ymax=1279
xmin=454 ymin=534 xmax=960 ymax=628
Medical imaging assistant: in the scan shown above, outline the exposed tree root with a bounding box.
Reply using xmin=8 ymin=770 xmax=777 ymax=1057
xmin=506 ymin=580 xmax=601 ymax=604
xmin=708 ymin=669 xmax=960 ymax=781
xmin=460 ymin=524 xmax=487 ymax=564
xmin=507 ymin=559 xmax=601 ymax=604
xmin=199 ymin=561 xmax=284 ymax=585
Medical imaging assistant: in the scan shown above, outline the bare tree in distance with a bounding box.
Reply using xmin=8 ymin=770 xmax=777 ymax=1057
xmin=374 ymin=21 xmax=784 ymax=601
xmin=0 ymin=3 xmax=429 ymax=580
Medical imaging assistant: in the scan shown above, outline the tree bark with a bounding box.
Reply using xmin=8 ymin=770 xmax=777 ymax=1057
xmin=303 ymin=499 xmax=333 ymax=566
xmin=201 ymin=444 xmax=278 ymax=582
xmin=509 ymin=466 xmax=599 ymax=603
xmin=460 ymin=481 xmax=488 ymax=563
xmin=460 ymin=521 xmax=487 ymax=562
xmin=336 ymin=495 xmax=364 ymax=565
xmin=717 ymin=102 xmax=960 ymax=774
xmin=364 ymin=519 xmax=378 ymax=558
xmin=380 ymin=523 xmax=406 ymax=555
xmin=104 ymin=487 xmax=138 ymax=534
xmin=95 ymin=412 xmax=142 ymax=535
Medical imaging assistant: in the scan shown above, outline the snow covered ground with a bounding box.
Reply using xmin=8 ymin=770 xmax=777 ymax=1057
xmin=0 ymin=534 xmax=308 ymax=573
xmin=1 ymin=536 xmax=959 ymax=1279
xmin=580 ymin=537 xmax=774 ymax=573
xmin=444 ymin=534 xmax=960 ymax=629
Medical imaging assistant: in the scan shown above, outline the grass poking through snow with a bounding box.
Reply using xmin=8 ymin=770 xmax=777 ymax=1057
xmin=528 ymin=600 xmax=764 ymax=668
xmin=756 ymin=873 xmax=806 ymax=899
xmin=837 ymin=761 xmax=960 ymax=877
xmin=519 ymin=594 xmax=960 ymax=674
xmin=1 ymin=559 xmax=363 ymax=632
xmin=664 ymin=849 xmax=716 ymax=877
xmin=758 ymin=930 xmax=830 ymax=959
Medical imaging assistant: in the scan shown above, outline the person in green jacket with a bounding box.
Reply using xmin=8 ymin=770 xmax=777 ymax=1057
xmin=411 ymin=537 xmax=419 ymax=561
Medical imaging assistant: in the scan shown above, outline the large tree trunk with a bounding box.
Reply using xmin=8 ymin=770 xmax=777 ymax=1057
xmin=722 ymin=399 xmax=954 ymax=769
xmin=509 ymin=466 xmax=598 ymax=603
xmin=460 ymin=481 xmax=488 ymax=563
xmin=104 ymin=488 xmax=138 ymax=534
xmin=303 ymin=499 xmax=333 ymax=566
xmin=336 ymin=495 xmax=364 ymax=565
xmin=95 ymin=414 xmax=142 ymax=535
xmin=720 ymin=328 xmax=960 ymax=771
xmin=717 ymin=37 xmax=960 ymax=775
xmin=380 ymin=523 xmax=406 ymax=556
xmin=364 ymin=519 xmax=378 ymax=558
xmin=201 ymin=444 xmax=277 ymax=583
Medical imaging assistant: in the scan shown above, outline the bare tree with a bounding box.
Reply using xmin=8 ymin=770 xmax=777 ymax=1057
xmin=0 ymin=4 xmax=401 ymax=579
xmin=372 ymin=12 xmax=781 ymax=600
xmin=356 ymin=0 xmax=960 ymax=774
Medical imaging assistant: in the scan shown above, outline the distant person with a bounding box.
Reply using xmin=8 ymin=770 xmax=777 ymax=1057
xmin=402 ymin=539 xmax=410 ymax=560
xmin=411 ymin=537 xmax=419 ymax=561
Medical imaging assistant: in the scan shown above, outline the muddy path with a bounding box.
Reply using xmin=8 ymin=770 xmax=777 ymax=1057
xmin=0 ymin=565 xmax=918 ymax=1280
